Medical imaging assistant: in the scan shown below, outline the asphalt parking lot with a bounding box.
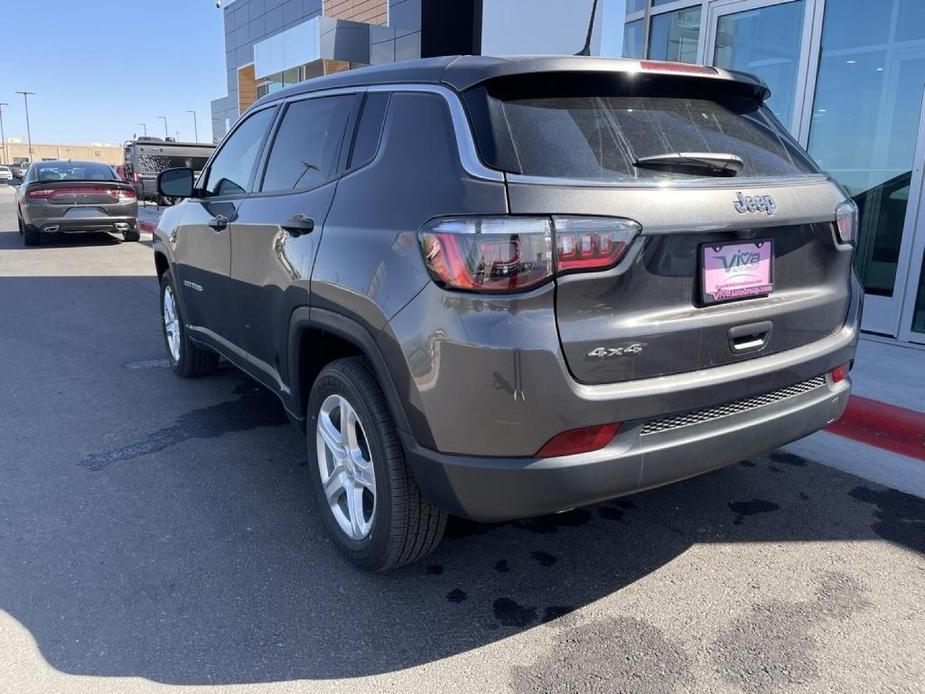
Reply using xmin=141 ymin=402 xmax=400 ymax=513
xmin=0 ymin=185 xmax=923 ymax=693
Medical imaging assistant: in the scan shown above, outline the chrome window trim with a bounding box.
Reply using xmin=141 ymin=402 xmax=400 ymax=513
xmin=258 ymin=83 xmax=505 ymax=182
xmin=506 ymin=172 xmax=831 ymax=189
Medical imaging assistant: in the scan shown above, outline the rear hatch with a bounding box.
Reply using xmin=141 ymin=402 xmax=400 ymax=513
xmin=463 ymin=65 xmax=854 ymax=385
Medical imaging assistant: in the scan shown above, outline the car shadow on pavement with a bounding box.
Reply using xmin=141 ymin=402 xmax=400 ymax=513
xmin=0 ymin=277 xmax=923 ymax=687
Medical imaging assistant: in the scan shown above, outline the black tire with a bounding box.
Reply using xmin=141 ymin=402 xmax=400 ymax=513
xmin=22 ymin=220 xmax=40 ymax=247
xmin=159 ymin=272 xmax=219 ymax=378
xmin=123 ymin=228 xmax=141 ymax=242
xmin=307 ymin=357 xmax=446 ymax=571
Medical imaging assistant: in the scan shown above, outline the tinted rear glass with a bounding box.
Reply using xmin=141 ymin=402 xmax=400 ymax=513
xmin=467 ymin=74 xmax=819 ymax=182
xmin=34 ymin=162 xmax=117 ymax=181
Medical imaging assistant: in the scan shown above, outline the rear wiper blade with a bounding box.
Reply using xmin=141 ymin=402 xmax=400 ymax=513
xmin=634 ymin=152 xmax=744 ymax=177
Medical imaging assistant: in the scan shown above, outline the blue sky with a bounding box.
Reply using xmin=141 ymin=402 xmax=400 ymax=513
xmin=0 ymin=1 xmax=226 ymax=146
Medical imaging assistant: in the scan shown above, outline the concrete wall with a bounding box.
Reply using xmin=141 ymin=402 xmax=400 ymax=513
xmin=2 ymin=142 xmax=122 ymax=166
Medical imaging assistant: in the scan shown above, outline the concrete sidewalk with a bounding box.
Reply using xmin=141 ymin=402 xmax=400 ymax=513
xmin=786 ymin=336 xmax=925 ymax=498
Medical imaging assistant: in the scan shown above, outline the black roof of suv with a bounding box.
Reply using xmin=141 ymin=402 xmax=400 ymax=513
xmin=251 ymin=55 xmax=771 ymax=110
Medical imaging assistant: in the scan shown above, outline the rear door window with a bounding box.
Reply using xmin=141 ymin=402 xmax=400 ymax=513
xmin=260 ymin=95 xmax=354 ymax=193
xmin=467 ymin=75 xmax=820 ymax=183
xmin=348 ymin=93 xmax=390 ymax=170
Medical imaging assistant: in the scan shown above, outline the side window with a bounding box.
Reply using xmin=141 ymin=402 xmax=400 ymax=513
xmin=203 ymin=106 xmax=277 ymax=197
xmin=260 ymin=95 xmax=353 ymax=193
xmin=348 ymin=93 xmax=390 ymax=170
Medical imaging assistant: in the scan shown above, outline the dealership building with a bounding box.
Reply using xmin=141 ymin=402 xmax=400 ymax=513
xmin=212 ymin=0 xmax=925 ymax=346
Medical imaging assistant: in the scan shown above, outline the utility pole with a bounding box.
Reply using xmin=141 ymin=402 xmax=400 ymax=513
xmin=158 ymin=115 xmax=168 ymax=138
xmin=186 ymin=109 xmax=199 ymax=142
xmin=137 ymin=123 xmax=147 ymax=136
xmin=15 ymin=91 xmax=35 ymax=163
xmin=0 ymin=103 xmax=8 ymax=164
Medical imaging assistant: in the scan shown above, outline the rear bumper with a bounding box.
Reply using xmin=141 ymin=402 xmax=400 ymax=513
xmin=404 ymin=375 xmax=850 ymax=522
xmin=31 ymin=215 xmax=137 ymax=234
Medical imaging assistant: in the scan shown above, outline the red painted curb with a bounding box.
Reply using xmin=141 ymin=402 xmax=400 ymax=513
xmin=825 ymin=394 xmax=925 ymax=462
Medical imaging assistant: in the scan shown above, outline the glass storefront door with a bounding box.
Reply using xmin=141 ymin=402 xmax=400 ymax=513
xmin=705 ymin=0 xmax=813 ymax=134
xmin=806 ymin=0 xmax=925 ymax=339
xmin=702 ymin=0 xmax=925 ymax=342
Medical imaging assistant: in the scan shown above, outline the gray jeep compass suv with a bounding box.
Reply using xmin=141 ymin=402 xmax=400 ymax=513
xmin=152 ymin=56 xmax=861 ymax=571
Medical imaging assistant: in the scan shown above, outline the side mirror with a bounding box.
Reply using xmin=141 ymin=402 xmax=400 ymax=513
xmin=157 ymin=167 xmax=194 ymax=198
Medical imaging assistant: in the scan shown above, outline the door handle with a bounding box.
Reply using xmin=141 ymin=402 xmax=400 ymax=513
xmin=281 ymin=213 xmax=315 ymax=237
xmin=728 ymin=321 xmax=772 ymax=353
xmin=207 ymin=215 xmax=229 ymax=232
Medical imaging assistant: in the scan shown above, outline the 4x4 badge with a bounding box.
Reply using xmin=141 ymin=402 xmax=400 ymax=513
xmin=733 ymin=192 xmax=776 ymax=215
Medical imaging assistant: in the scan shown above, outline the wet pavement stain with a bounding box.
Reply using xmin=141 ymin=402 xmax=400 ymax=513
xmin=446 ymin=589 xmax=467 ymax=604
xmin=530 ymin=550 xmax=558 ymax=567
xmin=739 ymin=459 xmax=757 ymax=467
xmin=493 ymin=598 xmax=537 ymax=627
xmin=425 ymin=564 xmax=444 ymax=576
xmin=711 ymin=572 xmax=868 ymax=693
xmin=849 ymin=486 xmax=925 ymax=554
xmin=494 ymin=559 xmax=510 ymax=573
xmin=799 ymin=492 xmax=810 ymax=501
xmin=770 ymin=451 xmax=808 ymax=467
xmin=79 ymin=381 xmax=287 ymax=471
xmin=729 ymin=498 xmax=780 ymax=525
xmin=511 ymin=616 xmax=694 ymax=693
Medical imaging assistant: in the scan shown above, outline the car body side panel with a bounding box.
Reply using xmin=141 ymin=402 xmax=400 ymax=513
xmin=311 ymin=89 xmax=508 ymax=343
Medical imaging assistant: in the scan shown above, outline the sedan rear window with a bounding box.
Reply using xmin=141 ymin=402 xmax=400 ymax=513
xmin=34 ymin=162 xmax=117 ymax=182
xmin=465 ymin=73 xmax=819 ymax=183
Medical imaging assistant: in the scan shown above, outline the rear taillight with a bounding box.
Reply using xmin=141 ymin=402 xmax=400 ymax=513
xmin=554 ymin=216 xmax=640 ymax=273
xmin=25 ymin=188 xmax=53 ymax=200
xmin=420 ymin=217 xmax=554 ymax=292
xmin=419 ymin=216 xmax=640 ymax=293
xmin=835 ymin=200 xmax=858 ymax=245
xmin=536 ymin=423 xmax=621 ymax=458
xmin=108 ymin=188 xmax=136 ymax=202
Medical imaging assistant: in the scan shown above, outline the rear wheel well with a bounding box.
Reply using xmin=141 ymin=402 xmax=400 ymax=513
xmin=297 ymin=329 xmax=363 ymax=417
xmin=154 ymin=251 xmax=169 ymax=280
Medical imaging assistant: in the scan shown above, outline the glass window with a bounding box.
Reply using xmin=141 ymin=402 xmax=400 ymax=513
xmin=203 ymin=106 xmax=276 ymax=197
xmin=281 ymin=67 xmax=301 ymax=86
xmin=807 ymin=0 xmax=925 ymax=298
xmin=473 ymin=79 xmax=819 ymax=183
xmin=713 ymin=0 xmax=805 ymax=130
xmin=261 ymin=96 xmax=353 ymax=193
xmin=913 ymin=253 xmax=925 ymax=334
xmin=623 ymin=20 xmax=644 ymax=59
xmin=349 ymin=93 xmax=390 ymax=170
xmin=33 ymin=162 xmax=117 ymax=181
xmin=648 ymin=7 xmax=701 ymax=63
xmin=626 ymin=0 xmax=644 ymax=13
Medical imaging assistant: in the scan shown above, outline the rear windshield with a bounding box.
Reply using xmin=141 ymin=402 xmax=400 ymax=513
xmin=34 ymin=162 xmax=117 ymax=181
xmin=465 ymin=74 xmax=819 ymax=183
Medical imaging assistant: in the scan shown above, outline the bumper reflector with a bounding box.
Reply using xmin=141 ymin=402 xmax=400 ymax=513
xmin=536 ymin=423 xmax=621 ymax=458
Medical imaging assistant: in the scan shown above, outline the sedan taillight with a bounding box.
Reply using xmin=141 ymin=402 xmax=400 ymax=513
xmin=25 ymin=188 xmax=53 ymax=200
xmin=108 ymin=188 xmax=136 ymax=202
xmin=419 ymin=216 xmax=640 ymax=293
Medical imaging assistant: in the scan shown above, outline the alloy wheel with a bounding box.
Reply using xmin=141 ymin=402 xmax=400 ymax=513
xmin=316 ymin=394 xmax=377 ymax=540
xmin=162 ymin=286 xmax=181 ymax=362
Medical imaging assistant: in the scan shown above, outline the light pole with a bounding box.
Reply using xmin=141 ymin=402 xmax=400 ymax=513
xmin=15 ymin=91 xmax=35 ymax=163
xmin=158 ymin=115 xmax=168 ymax=138
xmin=137 ymin=122 xmax=147 ymax=137
xmin=0 ymin=103 xmax=8 ymax=165
xmin=186 ymin=109 xmax=199 ymax=142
